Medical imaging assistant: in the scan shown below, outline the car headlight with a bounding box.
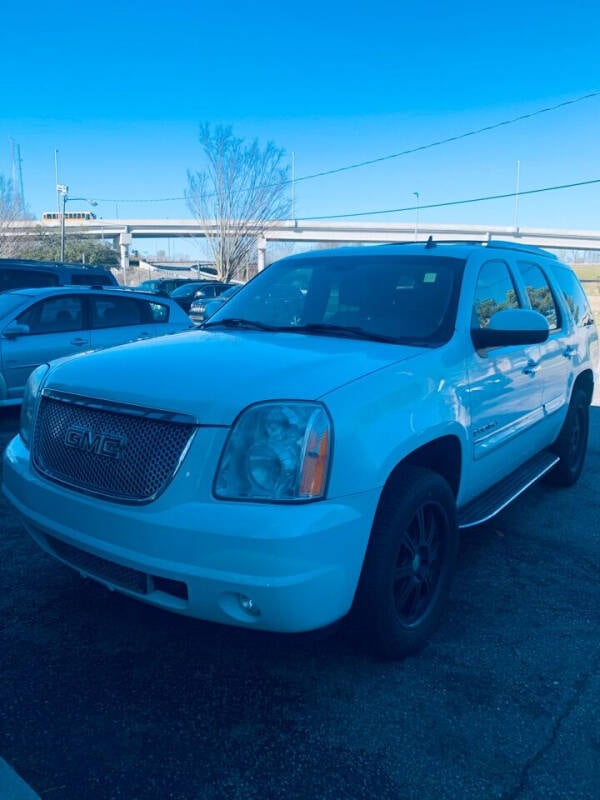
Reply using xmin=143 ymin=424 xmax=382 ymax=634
xmin=215 ymin=402 xmax=331 ymax=502
xmin=20 ymin=364 xmax=50 ymax=447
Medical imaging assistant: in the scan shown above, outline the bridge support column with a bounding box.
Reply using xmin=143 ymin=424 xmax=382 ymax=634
xmin=257 ymin=236 xmax=267 ymax=272
xmin=119 ymin=232 xmax=133 ymax=283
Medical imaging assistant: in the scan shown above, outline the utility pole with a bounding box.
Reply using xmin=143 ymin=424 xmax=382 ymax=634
xmin=291 ymin=151 xmax=296 ymax=220
xmin=413 ymin=192 xmax=420 ymax=241
xmin=513 ymin=160 xmax=521 ymax=231
xmin=54 ymin=150 xmax=61 ymax=215
xmin=9 ymin=138 xmax=25 ymax=213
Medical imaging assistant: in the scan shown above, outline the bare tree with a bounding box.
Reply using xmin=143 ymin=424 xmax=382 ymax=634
xmin=0 ymin=175 xmax=27 ymax=257
xmin=186 ymin=125 xmax=291 ymax=281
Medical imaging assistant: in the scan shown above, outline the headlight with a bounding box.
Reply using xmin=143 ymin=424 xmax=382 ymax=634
xmin=215 ymin=402 xmax=331 ymax=502
xmin=20 ymin=364 xmax=50 ymax=447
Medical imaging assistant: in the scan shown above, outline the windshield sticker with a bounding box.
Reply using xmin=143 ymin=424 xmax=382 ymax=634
xmin=423 ymin=273 xmax=437 ymax=283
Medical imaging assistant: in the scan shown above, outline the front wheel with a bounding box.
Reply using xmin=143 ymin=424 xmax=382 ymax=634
xmin=545 ymin=387 xmax=590 ymax=487
xmin=353 ymin=467 xmax=459 ymax=659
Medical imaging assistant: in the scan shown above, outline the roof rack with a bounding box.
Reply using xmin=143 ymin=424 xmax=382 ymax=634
xmin=386 ymin=238 xmax=486 ymax=248
xmin=388 ymin=237 xmax=557 ymax=260
xmin=484 ymin=240 xmax=558 ymax=259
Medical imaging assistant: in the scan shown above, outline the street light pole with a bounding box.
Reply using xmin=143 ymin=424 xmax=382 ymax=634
xmin=57 ymin=184 xmax=68 ymax=262
xmin=56 ymin=186 xmax=97 ymax=263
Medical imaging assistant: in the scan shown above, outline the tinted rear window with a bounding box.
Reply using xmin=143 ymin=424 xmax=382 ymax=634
xmin=70 ymin=272 xmax=115 ymax=286
xmin=0 ymin=268 xmax=59 ymax=291
xmin=550 ymin=264 xmax=595 ymax=327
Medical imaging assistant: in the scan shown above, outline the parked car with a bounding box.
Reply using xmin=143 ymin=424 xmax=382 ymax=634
xmin=3 ymin=241 xmax=598 ymax=658
xmin=190 ymin=284 xmax=242 ymax=324
xmin=0 ymin=258 xmax=117 ymax=291
xmin=0 ymin=285 xmax=193 ymax=406
xmin=136 ymin=277 xmax=212 ymax=296
xmin=170 ymin=281 xmax=231 ymax=313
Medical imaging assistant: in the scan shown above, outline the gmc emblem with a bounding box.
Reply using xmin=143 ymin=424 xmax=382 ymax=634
xmin=64 ymin=425 xmax=127 ymax=460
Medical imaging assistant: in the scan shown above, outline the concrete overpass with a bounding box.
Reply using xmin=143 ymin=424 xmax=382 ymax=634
xmin=5 ymin=218 xmax=600 ymax=271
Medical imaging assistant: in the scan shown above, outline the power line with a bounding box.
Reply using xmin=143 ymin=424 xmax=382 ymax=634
xmin=293 ymin=90 xmax=600 ymax=184
xmin=90 ymin=194 xmax=186 ymax=203
xmin=86 ymin=90 xmax=600 ymax=204
xmin=295 ymin=177 xmax=600 ymax=221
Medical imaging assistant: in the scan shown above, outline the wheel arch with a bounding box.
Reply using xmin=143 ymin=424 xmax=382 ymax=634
xmin=379 ymin=435 xmax=462 ymax=506
xmin=572 ymin=368 xmax=594 ymax=405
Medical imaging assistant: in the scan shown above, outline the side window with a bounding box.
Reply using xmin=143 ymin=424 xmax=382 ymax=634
xmin=0 ymin=269 xmax=59 ymax=291
xmin=91 ymin=296 xmax=146 ymax=328
xmin=472 ymin=260 xmax=520 ymax=329
xmin=148 ymin=302 xmax=170 ymax=323
xmin=71 ymin=271 xmax=114 ymax=286
xmin=517 ymin=262 xmax=559 ymax=331
xmin=549 ymin=265 xmax=595 ymax=327
xmin=18 ymin=296 xmax=84 ymax=334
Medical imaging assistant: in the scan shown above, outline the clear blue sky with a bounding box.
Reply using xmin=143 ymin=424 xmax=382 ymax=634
xmin=1 ymin=0 xmax=599 ymax=256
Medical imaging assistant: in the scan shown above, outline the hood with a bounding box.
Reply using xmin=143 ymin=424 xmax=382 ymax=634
xmin=45 ymin=329 xmax=422 ymax=425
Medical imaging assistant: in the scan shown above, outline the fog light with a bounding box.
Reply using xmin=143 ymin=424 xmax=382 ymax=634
xmin=238 ymin=594 xmax=261 ymax=617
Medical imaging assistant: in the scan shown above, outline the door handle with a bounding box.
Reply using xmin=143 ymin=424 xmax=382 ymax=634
xmin=70 ymin=337 xmax=87 ymax=346
xmin=522 ymin=359 xmax=539 ymax=376
xmin=563 ymin=345 xmax=576 ymax=359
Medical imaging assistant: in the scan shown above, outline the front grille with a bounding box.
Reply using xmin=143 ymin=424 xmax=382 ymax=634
xmin=48 ymin=535 xmax=149 ymax=593
xmin=45 ymin=535 xmax=189 ymax=601
xmin=32 ymin=394 xmax=196 ymax=503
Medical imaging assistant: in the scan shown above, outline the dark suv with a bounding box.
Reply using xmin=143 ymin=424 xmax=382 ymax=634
xmin=135 ymin=278 xmax=199 ymax=296
xmin=0 ymin=259 xmax=117 ymax=291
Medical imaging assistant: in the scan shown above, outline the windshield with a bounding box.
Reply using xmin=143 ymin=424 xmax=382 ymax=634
xmin=0 ymin=293 xmax=29 ymax=320
xmin=220 ymin=285 xmax=242 ymax=299
xmin=170 ymin=282 xmax=206 ymax=297
xmin=207 ymin=254 xmax=466 ymax=345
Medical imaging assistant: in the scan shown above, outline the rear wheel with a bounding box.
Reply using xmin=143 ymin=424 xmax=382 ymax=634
xmin=546 ymin=387 xmax=590 ymax=487
xmin=354 ymin=467 xmax=459 ymax=659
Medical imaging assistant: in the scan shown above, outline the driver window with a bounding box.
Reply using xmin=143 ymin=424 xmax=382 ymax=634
xmin=472 ymin=260 xmax=520 ymax=329
xmin=18 ymin=296 xmax=84 ymax=334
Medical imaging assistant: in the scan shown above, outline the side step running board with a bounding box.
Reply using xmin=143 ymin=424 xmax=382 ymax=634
xmin=458 ymin=451 xmax=559 ymax=529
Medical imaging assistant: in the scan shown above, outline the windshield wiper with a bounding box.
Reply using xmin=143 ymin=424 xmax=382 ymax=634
xmin=290 ymin=323 xmax=400 ymax=343
xmin=202 ymin=317 xmax=280 ymax=331
xmin=203 ymin=318 xmax=425 ymax=345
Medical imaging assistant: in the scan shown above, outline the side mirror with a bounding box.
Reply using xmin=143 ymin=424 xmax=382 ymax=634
xmin=3 ymin=321 xmax=30 ymax=339
xmin=471 ymin=309 xmax=550 ymax=349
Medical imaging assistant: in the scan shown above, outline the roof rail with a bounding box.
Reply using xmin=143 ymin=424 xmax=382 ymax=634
xmin=386 ymin=238 xmax=558 ymax=260
xmin=484 ymin=240 xmax=558 ymax=259
xmin=386 ymin=238 xmax=487 ymax=248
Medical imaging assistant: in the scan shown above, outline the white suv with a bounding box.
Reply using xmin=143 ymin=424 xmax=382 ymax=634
xmin=3 ymin=241 xmax=598 ymax=658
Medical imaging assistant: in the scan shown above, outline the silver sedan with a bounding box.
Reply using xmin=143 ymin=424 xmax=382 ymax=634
xmin=0 ymin=286 xmax=193 ymax=406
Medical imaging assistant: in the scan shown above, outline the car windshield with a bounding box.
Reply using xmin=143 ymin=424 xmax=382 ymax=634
xmin=0 ymin=293 xmax=29 ymax=319
xmin=170 ymin=282 xmax=206 ymax=297
xmin=205 ymin=254 xmax=466 ymax=345
xmin=219 ymin=285 xmax=242 ymax=299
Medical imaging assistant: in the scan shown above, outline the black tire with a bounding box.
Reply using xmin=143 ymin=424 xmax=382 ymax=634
xmin=353 ymin=466 xmax=459 ymax=659
xmin=545 ymin=387 xmax=590 ymax=488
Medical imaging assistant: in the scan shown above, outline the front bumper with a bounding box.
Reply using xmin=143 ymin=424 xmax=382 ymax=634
xmin=3 ymin=434 xmax=380 ymax=633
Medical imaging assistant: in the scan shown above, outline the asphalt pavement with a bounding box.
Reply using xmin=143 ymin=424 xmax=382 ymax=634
xmin=1 ymin=403 xmax=599 ymax=800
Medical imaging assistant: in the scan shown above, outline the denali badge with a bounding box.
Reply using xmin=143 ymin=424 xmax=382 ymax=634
xmin=64 ymin=425 xmax=127 ymax=460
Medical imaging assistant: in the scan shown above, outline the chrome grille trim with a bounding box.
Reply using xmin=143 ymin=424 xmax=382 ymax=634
xmin=32 ymin=392 xmax=197 ymax=504
xmin=41 ymin=388 xmax=199 ymax=424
